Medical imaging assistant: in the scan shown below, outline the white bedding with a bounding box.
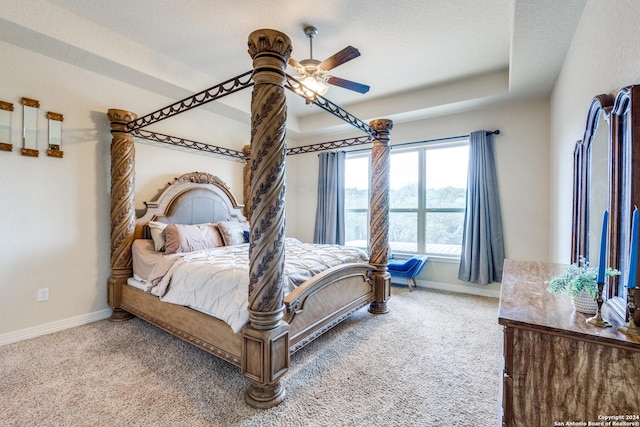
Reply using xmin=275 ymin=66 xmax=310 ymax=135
xmin=131 ymin=238 xmax=369 ymax=333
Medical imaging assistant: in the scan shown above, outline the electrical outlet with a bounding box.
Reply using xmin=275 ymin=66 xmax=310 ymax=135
xmin=37 ymin=288 xmax=49 ymax=302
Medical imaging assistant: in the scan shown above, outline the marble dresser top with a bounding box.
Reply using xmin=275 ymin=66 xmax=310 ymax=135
xmin=498 ymin=259 xmax=640 ymax=350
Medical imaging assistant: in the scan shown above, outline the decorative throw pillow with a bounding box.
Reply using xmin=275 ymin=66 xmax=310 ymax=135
xmin=217 ymin=220 xmax=250 ymax=246
xmin=148 ymin=221 xmax=168 ymax=252
xmin=163 ymin=223 xmax=224 ymax=254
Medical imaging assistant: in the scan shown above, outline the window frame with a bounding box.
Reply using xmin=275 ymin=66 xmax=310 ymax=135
xmin=344 ymin=139 xmax=469 ymax=258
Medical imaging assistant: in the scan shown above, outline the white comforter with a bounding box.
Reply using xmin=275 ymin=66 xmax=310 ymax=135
xmin=149 ymin=238 xmax=368 ymax=333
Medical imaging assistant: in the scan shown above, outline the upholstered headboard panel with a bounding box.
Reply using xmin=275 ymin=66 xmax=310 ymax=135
xmin=164 ymin=188 xmax=233 ymax=225
xmin=134 ymin=172 xmax=245 ymax=239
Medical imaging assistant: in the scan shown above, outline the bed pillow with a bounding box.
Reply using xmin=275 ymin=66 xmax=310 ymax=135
xmin=217 ymin=220 xmax=250 ymax=246
xmin=164 ymin=223 xmax=224 ymax=254
xmin=148 ymin=221 xmax=169 ymax=252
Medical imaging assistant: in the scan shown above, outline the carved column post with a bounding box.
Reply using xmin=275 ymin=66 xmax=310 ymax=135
xmin=242 ymin=29 xmax=292 ymax=409
xmin=106 ymin=109 xmax=138 ymax=321
xmin=368 ymin=119 xmax=393 ymax=314
xmin=243 ymin=144 xmax=251 ymax=220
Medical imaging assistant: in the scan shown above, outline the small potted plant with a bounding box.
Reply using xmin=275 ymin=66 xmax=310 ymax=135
xmin=545 ymin=257 xmax=620 ymax=314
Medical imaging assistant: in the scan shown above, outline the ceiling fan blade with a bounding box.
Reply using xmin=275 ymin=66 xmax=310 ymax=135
xmin=318 ymin=46 xmax=361 ymax=72
xmin=288 ymin=57 xmax=304 ymax=70
xmin=325 ymin=76 xmax=370 ymax=94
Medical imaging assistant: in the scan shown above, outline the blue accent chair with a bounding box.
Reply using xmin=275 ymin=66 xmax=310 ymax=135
xmin=387 ymin=255 xmax=429 ymax=291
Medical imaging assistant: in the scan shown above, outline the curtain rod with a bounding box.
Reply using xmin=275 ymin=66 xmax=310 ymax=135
xmin=345 ymin=129 xmax=500 ymax=154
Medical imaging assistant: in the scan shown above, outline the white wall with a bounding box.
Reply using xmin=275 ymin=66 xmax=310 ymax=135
xmin=0 ymin=41 xmax=247 ymax=340
xmin=550 ymin=0 xmax=640 ymax=263
xmin=288 ymin=97 xmax=551 ymax=295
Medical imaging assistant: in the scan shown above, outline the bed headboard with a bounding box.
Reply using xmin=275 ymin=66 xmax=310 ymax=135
xmin=134 ymin=171 xmax=246 ymax=239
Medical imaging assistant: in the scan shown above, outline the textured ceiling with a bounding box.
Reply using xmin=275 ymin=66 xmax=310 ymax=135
xmin=0 ymin=0 xmax=587 ymax=138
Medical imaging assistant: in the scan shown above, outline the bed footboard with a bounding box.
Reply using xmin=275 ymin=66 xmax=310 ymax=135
xmin=284 ymin=263 xmax=375 ymax=352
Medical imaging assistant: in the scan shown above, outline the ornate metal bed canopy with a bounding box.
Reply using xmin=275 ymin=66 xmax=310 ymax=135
xmin=107 ymin=29 xmax=393 ymax=408
xmin=125 ymin=68 xmax=377 ymax=159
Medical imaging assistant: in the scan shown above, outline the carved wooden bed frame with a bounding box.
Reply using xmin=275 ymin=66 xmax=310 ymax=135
xmin=106 ymin=29 xmax=393 ymax=409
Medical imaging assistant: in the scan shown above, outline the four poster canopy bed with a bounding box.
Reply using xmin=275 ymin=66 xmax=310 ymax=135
xmin=106 ymin=29 xmax=393 ymax=408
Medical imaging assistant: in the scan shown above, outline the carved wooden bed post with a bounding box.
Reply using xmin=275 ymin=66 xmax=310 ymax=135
xmin=368 ymin=119 xmax=393 ymax=314
xmin=107 ymin=109 xmax=138 ymax=321
xmin=243 ymin=29 xmax=292 ymax=409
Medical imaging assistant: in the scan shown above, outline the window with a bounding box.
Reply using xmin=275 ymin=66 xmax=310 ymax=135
xmin=344 ymin=141 xmax=469 ymax=257
xmin=344 ymin=155 xmax=370 ymax=249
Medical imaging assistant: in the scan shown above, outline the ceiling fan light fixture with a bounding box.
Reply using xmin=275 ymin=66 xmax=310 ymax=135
xmin=291 ymin=76 xmax=329 ymax=104
xmin=303 ymin=76 xmax=329 ymax=96
xmin=288 ymin=25 xmax=369 ymax=98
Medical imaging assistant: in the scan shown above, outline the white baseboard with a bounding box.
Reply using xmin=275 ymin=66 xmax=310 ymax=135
xmin=0 ymin=308 xmax=113 ymax=346
xmin=393 ymin=279 xmax=501 ymax=299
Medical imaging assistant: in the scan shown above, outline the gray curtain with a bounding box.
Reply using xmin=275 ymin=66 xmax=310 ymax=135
xmin=313 ymin=151 xmax=346 ymax=244
xmin=458 ymin=131 xmax=505 ymax=285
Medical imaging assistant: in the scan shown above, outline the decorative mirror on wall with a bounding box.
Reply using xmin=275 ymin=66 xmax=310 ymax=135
xmin=572 ymin=85 xmax=640 ymax=323
xmin=587 ymin=99 xmax=614 ymax=270
xmin=0 ymin=100 xmax=13 ymax=152
xmin=570 ymin=94 xmax=614 ymax=266
xmin=47 ymin=112 xmax=63 ymax=158
xmin=21 ymin=97 xmax=39 ymax=157
xmin=609 ymin=85 xmax=640 ymax=322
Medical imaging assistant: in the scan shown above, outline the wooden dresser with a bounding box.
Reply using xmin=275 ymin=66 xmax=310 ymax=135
xmin=498 ymin=259 xmax=640 ymax=427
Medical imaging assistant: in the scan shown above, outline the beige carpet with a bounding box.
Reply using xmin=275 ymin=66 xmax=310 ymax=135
xmin=0 ymin=287 xmax=501 ymax=426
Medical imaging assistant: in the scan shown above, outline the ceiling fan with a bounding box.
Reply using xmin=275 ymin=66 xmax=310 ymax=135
xmin=288 ymin=26 xmax=370 ymax=97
